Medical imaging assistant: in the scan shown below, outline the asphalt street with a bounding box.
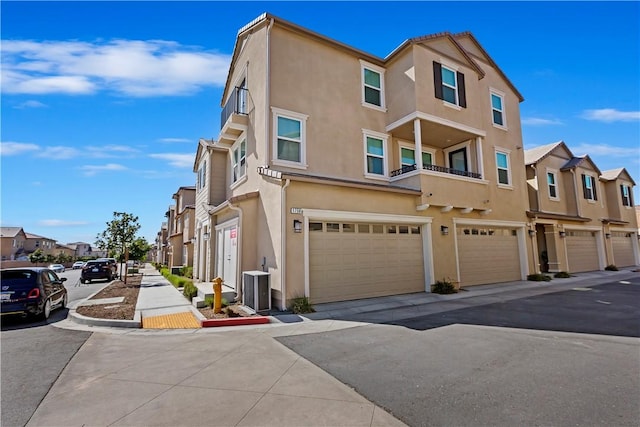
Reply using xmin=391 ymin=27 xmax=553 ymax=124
xmin=277 ymin=279 xmax=640 ymax=426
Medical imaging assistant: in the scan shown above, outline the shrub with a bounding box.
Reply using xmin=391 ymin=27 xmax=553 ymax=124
xmin=527 ymin=273 xmax=552 ymax=281
xmin=289 ymin=297 xmax=315 ymax=314
xmin=183 ymin=282 xmax=198 ymax=300
xmin=554 ymin=271 xmax=571 ymax=278
xmin=179 ymin=266 xmax=193 ymax=279
xmin=605 ymin=264 xmax=618 ymax=271
xmin=204 ymin=296 xmax=214 ymax=308
xmin=432 ymin=278 xmax=457 ymax=294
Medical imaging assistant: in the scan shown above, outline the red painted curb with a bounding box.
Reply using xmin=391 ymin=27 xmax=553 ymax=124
xmin=201 ymin=316 xmax=270 ymax=328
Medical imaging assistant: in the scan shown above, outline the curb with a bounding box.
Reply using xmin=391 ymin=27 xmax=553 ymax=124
xmin=69 ymin=308 xmax=142 ymax=328
xmin=201 ymin=316 xmax=271 ymax=328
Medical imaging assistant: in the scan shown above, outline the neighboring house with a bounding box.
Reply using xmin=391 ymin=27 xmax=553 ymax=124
xmin=24 ymin=233 xmax=57 ymax=256
xmin=67 ymin=242 xmax=93 ymax=258
xmin=168 ymin=186 xmax=196 ymax=269
xmin=525 ymin=141 xmax=639 ymax=273
xmin=0 ymin=227 xmax=27 ymax=260
xmin=55 ymin=243 xmax=76 ymax=258
xmin=192 ymin=13 xmax=535 ymax=310
xmin=155 ymin=222 xmax=169 ymax=266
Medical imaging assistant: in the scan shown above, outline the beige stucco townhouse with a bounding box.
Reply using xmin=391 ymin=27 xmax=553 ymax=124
xmin=167 ymin=186 xmax=196 ymax=271
xmin=193 ymin=13 xmax=537 ymax=310
xmin=525 ymin=141 xmax=638 ymax=273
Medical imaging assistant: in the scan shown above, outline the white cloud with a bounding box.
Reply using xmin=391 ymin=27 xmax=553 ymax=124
xmin=85 ymin=145 xmax=140 ymax=158
xmin=14 ymin=100 xmax=48 ymax=109
xmin=149 ymin=153 xmax=194 ymax=168
xmin=2 ymin=39 xmax=231 ymax=97
xmin=0 ymin=141 xmax=39 ymax=156
xmin=521 ymin=117 xmax=564 ymax=126
xmin=570 ymin=143 xmax=639 ymax=158
xmin=158 ymin=138 xmax=192 ymax=143
xmin=581 ymin=109 xmax=640 ymax=123
xmin=79 ymin=163 xmax=127 ymax=176
xmin=36 ymin=146 xmax=81 ymax=160
xmin=38 ymin=219 xmax=89 ymax=227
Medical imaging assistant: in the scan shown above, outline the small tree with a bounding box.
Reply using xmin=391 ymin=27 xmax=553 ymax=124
xmin=128 ymin=237 xmax=151 ymax=262
xmin=95 ymin=211 xmax=141 ymax=280
xmin=28 ymin=249 xmax=46 ymax=266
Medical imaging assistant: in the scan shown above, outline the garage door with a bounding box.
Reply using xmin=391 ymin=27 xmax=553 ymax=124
xmin=457 ymin=226 xmax=521 ymax=286
xmin=309 ymin=221 xmax=425 ymax=304
xmin=566 ymin=230 xmax=600 ymax=273
xmin=612 ymin=232 xmax=635 ymax=267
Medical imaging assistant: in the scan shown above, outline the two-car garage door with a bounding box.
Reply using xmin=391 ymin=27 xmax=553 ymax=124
xmin=309 ymin=221 xmax=425 ymax=304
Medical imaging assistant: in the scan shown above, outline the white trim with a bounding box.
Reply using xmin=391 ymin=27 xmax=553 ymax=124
xmin=272 ymin=107 xmax=308 ymax=167
xmin=495 ymin=147 xmax=512 ymax=188
xmin=386 ymin=111 xmax=486 ymax=137
xmin=231 ymin=134 xmax=247 ymax=185
xmin=360 ymin=60 xmax=386 ymax=112
xmin=302 ymin=209 xmax=435 ymax=296
xmin=444 ymin=140 xmax=471 ymax=170
xmin=489 ymin=88 xmax=508 ymax=130
xmin=545 ymin=167 xmax=560 ymax=201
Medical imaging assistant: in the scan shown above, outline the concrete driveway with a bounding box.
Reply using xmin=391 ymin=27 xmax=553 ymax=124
xmin=277 ymin=278 xmax=640 ymax=426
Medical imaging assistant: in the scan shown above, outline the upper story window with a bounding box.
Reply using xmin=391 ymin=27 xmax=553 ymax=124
xmin=196 ymin=160 xmax=207 ymax=192
xmin=232 ymin=139 xmax=246 ymax=183
xmin=361 ymin=61 xmax=385 ymax=110
xmin=621 ymin=184 xmax=633 ymax=207
xmin=490 ymin=89 xmax=506 ymax=127
xmin=272 ymin=107 xmax=308 ymax=168
xmin=400 ymin=146 xmax=434 ymax=168
xmin=582 ymin=174 xmax=597 ymax=201
xmin=495 ymin=149 xmax=511 ymax=186
xmin=363 ymin=130 xmax=388 ymax=179
xmin=448 ymin=147 xmax=468 ymax=172
xmin=547 ymin=170 xmax=559 ymax=199
xmin=433 ymin=61 xmax=466 ymax=108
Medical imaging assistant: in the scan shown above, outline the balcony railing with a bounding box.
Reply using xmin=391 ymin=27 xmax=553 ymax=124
xmin=220 ymin=86 xmax=248 ymax=130
xmin=390 ymin=163 xmax=482 ymax=179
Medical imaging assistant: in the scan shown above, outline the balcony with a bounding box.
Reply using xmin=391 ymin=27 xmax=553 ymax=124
xmin=218 ymin=87 xmax=248 ymax=145
xmin=391 ymin=164 xmax=482 ymax=180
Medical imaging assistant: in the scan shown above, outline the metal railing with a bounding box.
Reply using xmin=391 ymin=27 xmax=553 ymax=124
xmin=390 ymin=163 xmax=482 ymax=179
xmin=220 ymin=86 xmax=248 ymax=129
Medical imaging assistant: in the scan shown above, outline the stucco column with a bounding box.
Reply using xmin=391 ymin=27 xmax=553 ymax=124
xmin=476 ymin=136 xmax=484 ymax=178
xmin=414 ymin=119 xmax=423 ymax=170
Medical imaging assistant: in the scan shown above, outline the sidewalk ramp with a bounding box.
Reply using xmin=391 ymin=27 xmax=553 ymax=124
xmin=142 ymin=311 xmax=201 ymax=329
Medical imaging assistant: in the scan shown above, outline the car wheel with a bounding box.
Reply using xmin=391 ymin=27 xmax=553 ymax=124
xmin=38 ymin=299 xmax=52 ymax=321
xmin=61 ymin=293 xmax=68 ymax=309
xmin=87 ymin=279 xmax=91 ymax=284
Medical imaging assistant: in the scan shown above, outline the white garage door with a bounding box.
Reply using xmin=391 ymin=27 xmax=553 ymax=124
xmin=457 ymin=226 xmax=521 ymax=286
xmin=309 ymin=221 xmax=425 ymax=304
xmin=566 ymin=230 xmax=600 ymax=273
xmin=612 ymin=232 xmax=635 ymax=267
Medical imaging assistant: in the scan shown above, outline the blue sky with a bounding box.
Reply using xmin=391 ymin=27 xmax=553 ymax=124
xmin=2 ymin=1 xmax=639 ymax=247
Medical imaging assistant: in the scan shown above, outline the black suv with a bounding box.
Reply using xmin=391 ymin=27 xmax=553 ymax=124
xmin=80 ymin=260 xmax=116 ymax=283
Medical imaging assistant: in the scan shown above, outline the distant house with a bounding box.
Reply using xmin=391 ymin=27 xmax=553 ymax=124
xmin=0 ymin=227 xmax=28 ymax=261
xmin=67 ymin=242 xmax=93 ymax=258
xmin=55 ymin=243 xmax=76 ymax=258
xmin=24 ymin=232 xmax=57 ymax=256
xmin=168 ymin=186 xmax=196 ymax=269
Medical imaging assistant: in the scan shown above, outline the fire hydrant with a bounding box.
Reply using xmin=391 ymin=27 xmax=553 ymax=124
xmin=213 ymin=276 xmax=223 ymax=314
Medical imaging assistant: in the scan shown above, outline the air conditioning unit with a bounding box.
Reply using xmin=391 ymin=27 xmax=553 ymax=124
xmin=242 ymin=271 xmax=270 ymax=313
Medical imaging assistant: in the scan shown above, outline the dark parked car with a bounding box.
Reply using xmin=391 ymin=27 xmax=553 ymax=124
xmin=0 ymin=267 xmax=68 ymax=320
xmin=81 ymin=260 xmax=116 ymax=283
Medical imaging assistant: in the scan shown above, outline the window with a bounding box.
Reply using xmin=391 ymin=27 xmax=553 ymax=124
xmin=400 ymin=146 xmax=434 ymax=168
xmin=361 ymin=61 xmax=385 ymax=110
xmin=272 ymin=108 xmax=308 ymax=167
xmin=582 ymin=174 xmax=597 ymax=201
xmin=490 ymin=90 xmax=505 ymax=127
xmin=547 ymin=171 xmax=558 ymax=199
xmin=449 ymin=148 xmax=468 ymax=172
xmin=495 ymin=150 xmax=511 ymax=186
xmin=363 ymin=131 xmax=388 ymax=177
xmin=621 ymin=184 xmax=633 ymax=207
xmin=232 ymin=139 xmax=246 ymax=183
xmin=433 ymin=61 xmax=466 ymax=108
xmin=196 ymin=160 xmax=207 ymax=191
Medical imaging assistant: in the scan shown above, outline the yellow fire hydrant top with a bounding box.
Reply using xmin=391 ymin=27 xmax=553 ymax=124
xmin=213 ymin=276 xmax=223 ymax=313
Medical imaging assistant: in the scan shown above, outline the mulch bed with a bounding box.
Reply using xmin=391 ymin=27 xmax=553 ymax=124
xmin=75 ymin=275 xmax=142 ymax=320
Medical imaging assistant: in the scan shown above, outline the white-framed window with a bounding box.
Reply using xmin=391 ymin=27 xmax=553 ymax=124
xmin=621 ymin=184 xmax=633 ymax=207
xmin=490 ymin=89 xmax=506 ymax=128
xmin=272 ymin=107 xmax=308 ymax=168
xmin=361 ymin=60 xmax=385 ymax=110
xmin=546 ymin=169 xmax=559 ymax=200
xmin=232 ymin=138 xmax=246 ymax=183
xmin=433 ymin=61 xmax=466 ymax=108
xmin=582 ymin=174 xmax=597 ymax=201
xmin=363 ymin=130 xmax=388 ymax=178
xmin=495 ymin=149 xmax=511 ymax=186
xmin=444 ymin=141 xmax=471 ymax=173
xmin=399 ymin=144 xmax=435 ymax=169
xmin=196 ymin=160 xmax=207 ymax=192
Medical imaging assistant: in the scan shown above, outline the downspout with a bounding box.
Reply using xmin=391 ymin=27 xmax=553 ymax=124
xmin=264 ymin=18 xmax=274 ymax=168
xmin=228 ymin=201 xmax=243 ymax=302
xmin=280 ymin=178 xmax=291 ymax=311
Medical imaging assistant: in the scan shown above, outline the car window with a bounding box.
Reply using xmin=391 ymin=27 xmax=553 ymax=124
xmin=0 ymin=270 xmax=37 ymax=291
xmin=41 ymin=271 xmax=51 ymax=285
xmin=46 ymin=271 xmax=59 ymax=282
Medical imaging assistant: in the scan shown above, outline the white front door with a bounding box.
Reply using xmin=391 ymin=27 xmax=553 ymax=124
xmin=216 ymin=223 xmax=238 ymax=289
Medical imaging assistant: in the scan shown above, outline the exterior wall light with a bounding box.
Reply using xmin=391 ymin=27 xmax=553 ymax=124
xmin=605 ymin=233 xmax=611 ymax=239
xmin=203 ymin=232 xmax=210 ymax=241
xmin=293 ymin=219 xmax=302 ymax=233
xmin=440 ymin=225 xmax=449 ymax=235
xmin=528 ymin=229 xmax=536 ymax=237
xmin=559 ymin=231 xmax=566 ymax=238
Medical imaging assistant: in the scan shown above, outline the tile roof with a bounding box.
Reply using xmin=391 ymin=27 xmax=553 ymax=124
xmin=0 ymin=227 xmax=24 ymax=238
xmin=524 ymin=141 xmax=564 ymax=165
xmin=600 ymin=168 xmax=625 ymax=181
